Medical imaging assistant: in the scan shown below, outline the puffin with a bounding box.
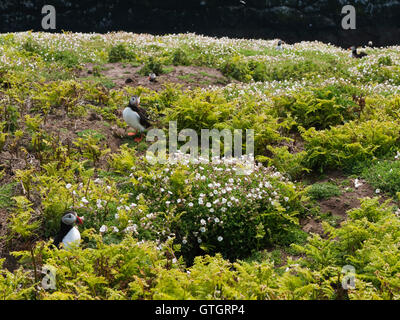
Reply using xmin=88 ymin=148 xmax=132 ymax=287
xmin=350 ymin=46 xmax=368 ymax=59
xmin=53 ymin=211 xmax=83 ymax=249
xmin=148 ymin=73 xmax=157 ymax=83
xmin=276 ymin=40 xmax=284 ymax=51
xmin=122 ymin=95 xmax=152 ymax=142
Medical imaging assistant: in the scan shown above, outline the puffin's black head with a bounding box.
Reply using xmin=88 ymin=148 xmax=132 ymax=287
xmin=277 ymin=40 xmax=283 ymax=46
xmin=62 ymin=211 xmax=83 ymax=226
xmin=53 ymin=211 xmax=83 ymax=248
xmin=350 ymin=46 xmax=357 ymax=52
xmin=129 ymin=95 xmax=140 ymax=108
xmin=149 ymin=73 xmax=156 ymax=81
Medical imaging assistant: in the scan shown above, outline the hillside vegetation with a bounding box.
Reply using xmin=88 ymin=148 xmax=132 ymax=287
xmin=0 ymin=32 xmax=400 ymax=300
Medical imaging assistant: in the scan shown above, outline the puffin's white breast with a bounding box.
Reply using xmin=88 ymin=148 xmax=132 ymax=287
xmin=62 ymin=226 xmax=81 ymax=249
xmin=123 ymin=107 xmax=145 ymax=132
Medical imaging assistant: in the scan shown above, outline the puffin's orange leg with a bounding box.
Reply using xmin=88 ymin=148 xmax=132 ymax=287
xmin=134 ymin=135 xmax=143 ymax=143
xmin=127 ymin=131 xmax=137 ymax=137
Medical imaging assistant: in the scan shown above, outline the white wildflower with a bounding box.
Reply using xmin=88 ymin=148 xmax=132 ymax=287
xmin=354 ymin=179 xmax=363 ymax=189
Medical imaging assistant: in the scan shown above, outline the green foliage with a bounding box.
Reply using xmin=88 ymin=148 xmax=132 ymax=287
xmin=0 ymin=183 xmax=15 ymax=209
xmin=293 ymin=198 xmax=400 ymax=299
xmin=139 ymin=56 xmax=165 ymax=76
xmin=221 ymin=54 xmax=346 ymax=83
xmin=11 ymin=235 xmax=178 ymax=300
xmin=164 ymin=89 xmax=289 ymax=156
xmin=378 ymin=56 xmax=393 ymax=67
xmin=220 ymin=56 xmax=252 ymax=82
xmin=73 ymin=131 xmax=110 ymax=167
xmin=2 ymin=32 xmax=400 ymax=300
xmin=0 ymin=122 xmax=8 ymax=151
xmin=108 ymin=144 xmax=137 ymax=174
xmin=52 ymin=50 xmax=80 ymax=68
xmin=91 ymin=65 xmax=102 ymax=77
xmin=362 ymin=158 xmax=400 ymax=195
xmin=264 ymin=146 xmax=310 ymax=179
xmin=0 ymin=259 xmax=37 ymax=300
xmin=308 ymin=182 xmax=341 ymax=200
xmin=0 ymin=104 xmax=20 ymax=133
xmin=171 ymin=48 xmax=190 ymax=66
xmin=6 ymin=203 xmax=399 ymax=301
xmin=77 ymin=129 xmax=106 ymax=141
xmin=303 ymin=120 xmax=400 ymax=172
xmin=165 ymin=89 xmax=234 ymax=132
xmin=7 ymin=196 xmax=40 ymax=240
xmin=108 ymin=44 xmax=131 ymax=63
xmin=273 ymin=89 xmax=354 ymax=130
xmin=22 ymin=37 xmax=41 ymax=55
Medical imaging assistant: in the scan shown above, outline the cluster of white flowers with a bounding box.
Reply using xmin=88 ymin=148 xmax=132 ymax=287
xmin=354 ymin=179 xmax=363 ymax=189
xmin=136 ymin=151 xmax=295 ymax=247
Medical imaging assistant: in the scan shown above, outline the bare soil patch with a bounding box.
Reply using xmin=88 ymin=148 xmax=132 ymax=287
xmin=300 ymin=171 xmax=392 ymax=236
xmin=315 ymin=172 xmax=384 ymax=218
xmin=79 ymin=63 xmax=232 ymax=90
xmin=318 ymin=180 xmax=377 ymax=220
xmin=310 ymin=171 xmax=390 ymax=220
xmin=44 ymin=111 xmax=122 ymax=154
xmin=300 ymin=216 xmax=325 ymax=235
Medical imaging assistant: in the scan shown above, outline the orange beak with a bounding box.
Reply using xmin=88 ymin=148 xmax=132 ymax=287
xmin=76 ymin=216 xmax=83 ymax=225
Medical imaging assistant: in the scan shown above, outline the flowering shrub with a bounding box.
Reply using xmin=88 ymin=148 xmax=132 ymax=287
xmin=124 ymin=153 xmax=309 ymax=261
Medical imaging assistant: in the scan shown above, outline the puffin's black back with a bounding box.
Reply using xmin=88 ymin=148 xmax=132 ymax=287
xmin=53 ymin=222 xmax=73 ymax=248
xmin=130 ymin=104 xmax=151 ymax=128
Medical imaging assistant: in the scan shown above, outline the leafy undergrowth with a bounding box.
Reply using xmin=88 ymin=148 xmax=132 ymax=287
xmin=1 ymin=32 xmax=400 ymax=300
xmin=2 ymin=199 xmax=399 ymax=300
xmin=308 ymin=182 xmax=342 ymax=200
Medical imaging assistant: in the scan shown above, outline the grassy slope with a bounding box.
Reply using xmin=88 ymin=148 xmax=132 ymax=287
xmin=0 ymin=32 xmax=400 ymax=299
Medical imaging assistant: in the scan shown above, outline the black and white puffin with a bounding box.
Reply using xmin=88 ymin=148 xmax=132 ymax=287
xmin=276 ymin=40 xmax=284 ymax=51
xmin=148 ymin=73 xmax=157 ymax=82
xmin=122 ymin=95 xmax=152 ymax=142
xmin=53 ymin=211 xmax=83 ymax=249
xmin=350 ymin=46 xmax=368 ymax=59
